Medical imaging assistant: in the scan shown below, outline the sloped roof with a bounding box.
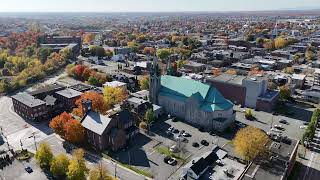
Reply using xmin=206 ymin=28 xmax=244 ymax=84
xmin=159 ymin=75 xmax=233 ymax=112
xmin=81 ymin=111 xmax=112 ymax=135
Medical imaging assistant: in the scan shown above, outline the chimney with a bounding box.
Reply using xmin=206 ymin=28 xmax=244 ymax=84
xmin=82 ymin=99 xmax=92 ymax=115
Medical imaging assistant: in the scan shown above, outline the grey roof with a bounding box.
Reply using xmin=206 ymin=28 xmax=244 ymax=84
xmin=29 ymin=84 xmax=65 ymax=96
xmin=55 ymin=88 xmax=82 ymax=98
xmin=81 ymin=111 xmax=112 ymax=135
xmin=12 ymin=93 xmax=45 ymax=107
xmin=44 ymin=95 xmax=57 ymax=106
xmin=208 ymin=73 xmax=246 ymax=85
xmin=127 ymin=97 xmax=147 ymax=105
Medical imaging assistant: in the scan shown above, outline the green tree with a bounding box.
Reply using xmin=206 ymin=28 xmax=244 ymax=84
xmin=245 ymin=34 xmax=255 ymax=41
xmin=35 ymin=142 xmax=54 ymax=168
xmin=244 ymin=109 xmax=254 ymax=120
xmin=156 ymin=48 xmax=172 ymax=60
xmin=305 ymin=50 xmax=316 ymax=61
xmin=89 ymin=45 xmax=105 ymax=57
xmin=50 ymin=153 xmax=70 ymax=177
xmin=60 ymin=47 xmax=72 ymax=60
xmin=144 ymin=109 xmax=155 ymax=126
xmin=39 ymin=47 xmax=53 ymax=63
xmin=88 ymin=76 xmax=99 ymax=86
xmin=89 ymin=162 xmax=113 ymax=180
xmin=177 ymin=60 xmax=187 ymax=69
xmin=293 ymin=54 xmax=300 ymax=63
xmin=67 ymin=149 xmax=88 ymax=180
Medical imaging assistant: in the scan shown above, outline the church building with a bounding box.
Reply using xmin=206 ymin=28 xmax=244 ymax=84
xmin=149 ymin=58 xmax=235 ymax=132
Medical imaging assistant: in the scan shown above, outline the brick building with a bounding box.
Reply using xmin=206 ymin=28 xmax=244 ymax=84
xmin=12 ymin=93 xmax=47 ymax=121
xmin=81 ymin=100 xmax=138 ymax=151
xmin=206 ymin=73 xmax=279 ymax=112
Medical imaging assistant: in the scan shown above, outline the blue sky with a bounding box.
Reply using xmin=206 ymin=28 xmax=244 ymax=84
xmin=0 ymin=0 xmax=319 ymax=12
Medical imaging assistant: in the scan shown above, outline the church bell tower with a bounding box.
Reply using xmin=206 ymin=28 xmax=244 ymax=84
xmin=149 ymin=56 xmax=161 ymax=105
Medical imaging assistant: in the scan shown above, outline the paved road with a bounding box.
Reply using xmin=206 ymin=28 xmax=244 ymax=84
xmin=300 ymin=124 xmax=320 ymax=180
xmin=27 ymin=135 xmax=147 ymax=180
xmin=0 ymin=96 xmax=51 ymax=151
xmin=0 ymin=73 xmax=148 ymax=180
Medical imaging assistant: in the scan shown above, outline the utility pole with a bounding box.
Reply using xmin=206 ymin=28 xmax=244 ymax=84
xmin=0 ymin=126 xmax=10 ymax=151
xmin=31 ymin=132 xmax=37 ymax=151
xmin=20 ymin=139 xmax=23 ymax=150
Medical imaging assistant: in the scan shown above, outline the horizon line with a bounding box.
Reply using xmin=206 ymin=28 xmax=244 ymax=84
xmin=0 ymin=9 xmax=320 ymax=14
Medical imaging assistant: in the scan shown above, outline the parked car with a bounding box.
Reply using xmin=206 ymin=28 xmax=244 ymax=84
xmin=271 ymin=128 xmax=282 ymax=133
xmin=182 ymin=132 xmax=190 ymax=137
xmin=168 ymin=127 xmax=174 ymax=132
xmin=167 ymin=158 xmax=177 ymax=165
xmin=209 ymin=131 xmax=216 ymax=136
xmin=300 ymin=125 xmax=307 ymax=129
xmin=201 ymin=140 xmax=209 ymax=146
xmin=164 ymin=156 xmax=177 ymax=165
xmin=164 ymin=156 xmax=171 ymax=163
xmin=279 ymin=119 xmax=289 ymax=125
xmin=25 ymin=166 xmax=33 ymax=173
xmin=274 ymin=124 xmax=285 ymax=131
xmin=172 ymin=129 xmax=179 ymax=134
xmin=192 ymin=142 xmax=199 ymax=147
xmin=170 ymin=145 xmax=179 ymax=153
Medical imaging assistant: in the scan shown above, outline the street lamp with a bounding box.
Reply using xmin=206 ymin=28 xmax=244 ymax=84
xmin=111 ymin=159 xmax=117 ymax=178
xmin=28 ymin=132 xmax=37 ymax=151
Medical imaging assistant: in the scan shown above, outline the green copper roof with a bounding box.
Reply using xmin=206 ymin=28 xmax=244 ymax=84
xmin=159 ymin=75 xmax=233 ymax=112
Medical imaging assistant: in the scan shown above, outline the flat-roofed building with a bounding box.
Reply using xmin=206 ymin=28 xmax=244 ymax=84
xmin=54 ymin=88 xmax=82 ymax=111
xmin=206 ymin=73 xmax=279 ymax=112
xmin=12 ymin=93 xmax=47 ymax=121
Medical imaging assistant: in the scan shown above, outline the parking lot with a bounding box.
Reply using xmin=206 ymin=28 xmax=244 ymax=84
xmin=111 ymin=116 xmax=233 ymax=180
xmin=0 ymin=96 xmax=52 ymax=152
xmin=0 ymin=157 xmax=49 ymax=180
xmin=235 ymin=106 xmax=311 ymax=141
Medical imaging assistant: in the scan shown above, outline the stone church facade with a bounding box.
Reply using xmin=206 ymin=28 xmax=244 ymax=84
xmin=149 ymin=59 xmax=235 ymax=132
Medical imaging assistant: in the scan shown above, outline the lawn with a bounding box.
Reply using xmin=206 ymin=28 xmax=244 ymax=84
xmin=155 ymin=146 xmax=184 ymax=160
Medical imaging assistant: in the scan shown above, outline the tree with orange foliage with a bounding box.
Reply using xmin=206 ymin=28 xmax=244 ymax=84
xmin=143 ymin=47 xmax=155 ymax=55
xmin=225 ymin=69 xmax=237 ymax=75
xmin=212 ymin=68 xmax=221 ymax=76
xmin=49 ymin=112 xmax=73 ymax=136
xmin=249 ymin=67 xmax=264 ymax=76
xmin=83 ymin=33 xmax=95 ymax=44
xmin=73 ymin=91 xmax=107 ymax=117
xmin=64 ymin=119 xmax=85 ymax=144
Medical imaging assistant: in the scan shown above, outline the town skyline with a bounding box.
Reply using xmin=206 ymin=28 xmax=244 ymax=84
xmin=1 ymin=0 xmax=320 ymax=12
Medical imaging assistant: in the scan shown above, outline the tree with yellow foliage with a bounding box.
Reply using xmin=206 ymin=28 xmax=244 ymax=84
xmin=234 ymin=126 xmax=269 ymax=163
xmin=89 ymin=162 xmax=114 ymax=180
xmin=103 ymin=87 xmax=128 ymax=108
xmin=263 ymin=39 xmax=275 ymax=50
xmin=83 ymin=33 xmax=95 ymax=44
xmin=274 ymin=37 xmax=288 ymax=49
xmin=139 ymin=75 xmax=149 ymax=90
